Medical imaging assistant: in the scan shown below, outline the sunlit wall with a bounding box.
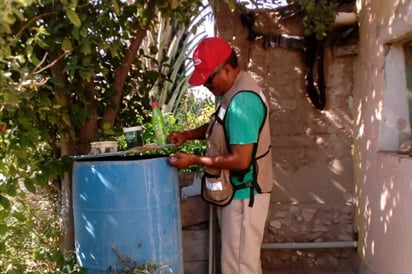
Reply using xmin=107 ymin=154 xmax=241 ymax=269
xmin=354 ymin=1 xmax=412 ymax=273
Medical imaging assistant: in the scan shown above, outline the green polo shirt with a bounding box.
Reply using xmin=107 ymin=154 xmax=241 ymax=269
xmin=224 ymin=91 xmax=265 ymax=200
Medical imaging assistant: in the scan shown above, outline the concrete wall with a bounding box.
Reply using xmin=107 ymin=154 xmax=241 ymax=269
xmin=354 ymin=1 xmax=412 ymax=274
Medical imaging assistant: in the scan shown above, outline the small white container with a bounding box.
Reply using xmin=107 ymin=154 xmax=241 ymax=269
xmin=89 ymin=141 xmax=118 ymax=155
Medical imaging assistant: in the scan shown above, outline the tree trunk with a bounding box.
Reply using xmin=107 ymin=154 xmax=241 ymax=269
xmin=100 ymin=25 xmax=148 ymax=128
xmin=51 ymin=54 xmax=77 ymax=252
xmin=60 ymin=172 xmax=74 ymax=252
xmin=79 ymin=80 xmax=99 ymax=154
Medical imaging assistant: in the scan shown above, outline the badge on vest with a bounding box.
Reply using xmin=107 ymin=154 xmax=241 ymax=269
xmin=217 ymin=106 xmax=226 ymax=121
xmin=205 ymin=177 xmax=223 ymax=191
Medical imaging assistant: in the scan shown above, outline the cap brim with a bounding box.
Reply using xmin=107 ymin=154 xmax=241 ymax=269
xmin=189 ymin=68 xmax=213 ymax=86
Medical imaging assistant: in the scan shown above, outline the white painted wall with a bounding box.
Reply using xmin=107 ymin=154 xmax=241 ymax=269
xmin=354 ymin=1 xmax=412 ymax=273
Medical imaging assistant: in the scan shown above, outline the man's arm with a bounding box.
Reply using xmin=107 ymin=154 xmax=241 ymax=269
xmin=168 ymin=143 xmax=254 ymax=170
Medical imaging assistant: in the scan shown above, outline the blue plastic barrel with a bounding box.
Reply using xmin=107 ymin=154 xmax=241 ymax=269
xmin=72 ymin=156 xmax=183 ymax=274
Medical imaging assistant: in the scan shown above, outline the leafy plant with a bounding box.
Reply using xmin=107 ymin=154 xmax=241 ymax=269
xmin=111 ymin=246 xmax=172 ymax=274
xmin=0 ymin=180 xmax=85 ymax=273
xmin=134 ymin=91 xmax=214 ymax=172
xmin=291 ymin=0 xmax=338 ymax=40
xmin=144 ymin=5 xmax=211 ymax=113
xmin=0 ymin=0 xmax=206 ymax=272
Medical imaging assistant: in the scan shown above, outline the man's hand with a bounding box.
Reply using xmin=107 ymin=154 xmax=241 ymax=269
xmin=167 ymin=131 xmax=188 ymax=146
xmin=168 ymin=152 xmax=195 ymax=169
xmin=168 ymin=124 xmax=209 ymax=146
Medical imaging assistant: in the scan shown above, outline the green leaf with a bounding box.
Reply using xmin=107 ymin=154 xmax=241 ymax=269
xmin=62 ymin=112 xmax=72 ymax=127
xmin=49 ymin=76 xmax=64 ymax=85
xmin=27 ymin=49 xmax=40 ymax=65
xmin=72 ymin=27 xmax=80 ymax=40
xmin=69 ymin=0 xmax=78 ymax=9
xmin=304 ymin=29 xmax=313 ymax=36
xmin=17 ymin=115 xmax=31 ymax=129
xmin=228 ymin=0 xmax=237 ymax=11
xmin=82 ymin=56 xmax=92 ymax=66
xmin=47 ymin=111 xmax=60 ymax=125
xmin=171 ymin=0 xmax=178 ymax=9
xmin=12 ymin=7 xmax=25 ymax=21
xmin=3 ymin=91 xmax=20 ymax=106
xmin=112 ymin=0 xmax=120 ymax=14
xmin=80 ymin=27 xmax=87 ymax=38
xmin=0 ymin=194 xmax=10 ymax=210
xmin=66 ymin=9 xmax=81 ymax=27
xmin=0 ymin=224 xmax=8 ymax=235
xmin=3 ymin=14 xmax=16 ymax=25
xmin=12 ymin=211 xmax=26 ymax=222
xmin=81 ymin=39 xmax=91 ymax=54
xmin=62 ymin=37 xmax=72 ymax=51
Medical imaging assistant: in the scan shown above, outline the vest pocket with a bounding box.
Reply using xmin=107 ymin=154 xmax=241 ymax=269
xmin=201 ymin=171 xmax=234 ymax=207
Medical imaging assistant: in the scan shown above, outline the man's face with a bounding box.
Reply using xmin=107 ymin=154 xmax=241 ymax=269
xmin=204 ymin=64 xmax=229 ymax=96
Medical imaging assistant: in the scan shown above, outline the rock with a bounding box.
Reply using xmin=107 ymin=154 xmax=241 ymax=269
xmin=302 ymin=208 xmax=317 ymax=222
xmin=270 ymin=220 xmax=282 ymax=229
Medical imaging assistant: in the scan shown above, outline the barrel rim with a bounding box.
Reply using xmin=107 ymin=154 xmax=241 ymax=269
xmin=72 ymin=153 xmax=168 ymax=162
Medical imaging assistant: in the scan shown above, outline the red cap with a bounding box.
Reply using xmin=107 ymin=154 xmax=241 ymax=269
xmin=189 ymin=37 xmax=232 ymax=86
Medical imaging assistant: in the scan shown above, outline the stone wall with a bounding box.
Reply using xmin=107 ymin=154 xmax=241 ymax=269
xmin=265 ymin=204 xmax=355 ymax=243
xmin=262 ymin=204 xmax=357 ymax=273
xmin=261 ymin=248 xmax=357 ymax=274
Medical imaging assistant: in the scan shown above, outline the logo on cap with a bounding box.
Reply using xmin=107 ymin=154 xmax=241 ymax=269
xmin=193 ymin=57 xmax=202 ymax=66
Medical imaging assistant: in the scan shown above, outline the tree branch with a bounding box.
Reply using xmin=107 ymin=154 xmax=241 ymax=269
xmin=101 ymin=1 xmax=157 ymax=128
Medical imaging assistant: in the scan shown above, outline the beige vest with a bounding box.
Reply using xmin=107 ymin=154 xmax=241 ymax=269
xmin=204 ymin=71 xmax=273 ymax=193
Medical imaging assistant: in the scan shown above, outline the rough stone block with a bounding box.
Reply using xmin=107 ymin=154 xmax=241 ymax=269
xmin=180 ymin=196 xmax=209 ymax=228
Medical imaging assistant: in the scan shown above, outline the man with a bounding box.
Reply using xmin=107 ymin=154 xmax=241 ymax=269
xmin=167 ymin=37 xmax=273 ymax=274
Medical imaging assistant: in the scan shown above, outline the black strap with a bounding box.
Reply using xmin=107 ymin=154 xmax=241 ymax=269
xmin=256 ymin=145 xmax=271 ymax=160
xmin=233 ymin=181 xmax=258 ymax=207
xmin=203 ymin=171 xmax=219 ymax=178
xmin=303 ymin=35 xmax=326 ymax=110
